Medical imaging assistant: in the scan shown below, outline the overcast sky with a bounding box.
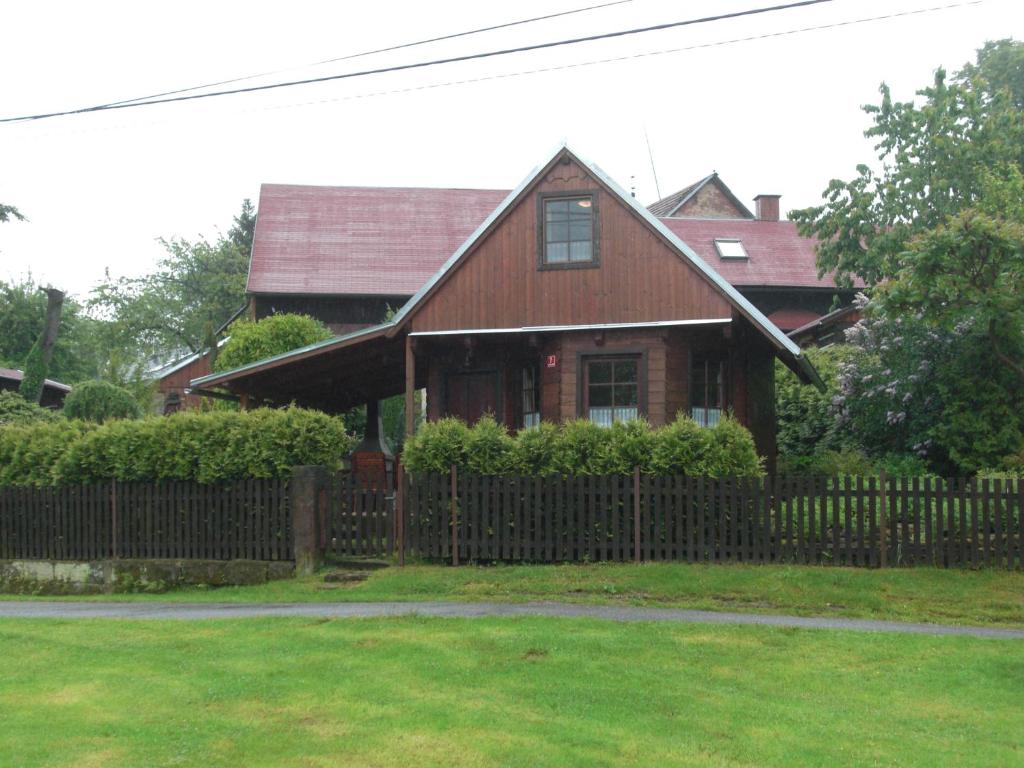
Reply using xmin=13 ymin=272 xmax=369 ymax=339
xmin=0 ymin=0 xmax=1019 ymax=298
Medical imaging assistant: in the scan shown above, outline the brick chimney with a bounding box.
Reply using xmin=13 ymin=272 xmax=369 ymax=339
xmin=754 ymin=194 xmax=781 ymax=222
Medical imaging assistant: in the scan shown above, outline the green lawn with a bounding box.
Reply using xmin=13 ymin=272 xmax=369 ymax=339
xmin=11 ymin=562 xmax=1024 ymax=628
xmin=1 ymin=616 xmax=1021 ymax=767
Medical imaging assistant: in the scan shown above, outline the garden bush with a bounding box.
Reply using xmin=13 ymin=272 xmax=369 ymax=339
xmin=0 ymin=407 xmax=354 ymax=486
xmin=401 ymin=414 xmax=762 ymax=477
xmin=215 ymin=314 xmax=332 ymax=372
xmin=62 ymin=380 xmax=143 ymax=422
xmin=0 ymin=390 xmax=57 ymax=425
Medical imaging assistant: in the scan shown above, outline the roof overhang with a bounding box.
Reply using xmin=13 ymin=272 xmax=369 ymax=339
xmin=189 ymin=323 xmax=412 ymax=412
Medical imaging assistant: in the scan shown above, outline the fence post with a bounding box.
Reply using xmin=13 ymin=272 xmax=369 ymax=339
xmin=450 ymin=464 xmax=459 ymax=566
xmin=110 ymin=480 xmax=119 ymax=560
xmin=879 ymin=470 xmax=888 ymax=568
xmin=633 ymin=466 xmax=641 ymax=563
xmin=291 ymin=465 xmax=327 ymax=576
xmin=395 ymin=462 xmax=405 ymax=567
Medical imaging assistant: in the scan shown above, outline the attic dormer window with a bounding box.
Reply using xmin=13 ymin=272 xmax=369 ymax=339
xmin=539 ymin=192 xmax=599 ymax=269
xmin=714 ymin=239 xmax=748 ymax=259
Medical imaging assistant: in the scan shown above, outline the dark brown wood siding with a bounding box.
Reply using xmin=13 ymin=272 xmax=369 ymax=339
xmin=408 ymin=156 xmax=733 ymax=333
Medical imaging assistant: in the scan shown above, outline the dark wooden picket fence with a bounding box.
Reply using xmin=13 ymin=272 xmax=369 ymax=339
xmin=401 ymin=471 xmax=1023 ymax=569
xmin=0 ymin=479 xmax=291 ymax=562
xmin=324 ymin=471 xmax=392 ymax=558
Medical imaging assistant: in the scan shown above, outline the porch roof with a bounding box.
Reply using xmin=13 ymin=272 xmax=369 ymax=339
xmin=189 ymin=323 xmax=410 ymax=412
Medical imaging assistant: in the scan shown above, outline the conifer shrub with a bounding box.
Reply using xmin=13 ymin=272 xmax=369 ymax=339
xmin=401 ymin=413 xmax=762 ymax=477
xmin=0 ymin=390 xmax=57 ymax=426
xmin=62 ymin=380 xmax=143 ymax=423
xmin=0 ymin=407 xmax=354 ymax=486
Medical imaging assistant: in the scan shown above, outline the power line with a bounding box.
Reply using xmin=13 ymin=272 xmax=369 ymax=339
xmin=254 ymin=2 xmax=989 ymax=115
xmin=8 ymin=0 xmax=983 ymax=142
xmin=2 ymin=0 xmax=839 ymax=124
xmin=100 ymin=0 xmax=636 ymax=108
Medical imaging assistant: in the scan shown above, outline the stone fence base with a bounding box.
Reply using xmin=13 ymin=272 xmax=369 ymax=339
xmin=0 ymin=558 xmax=295 ymax=595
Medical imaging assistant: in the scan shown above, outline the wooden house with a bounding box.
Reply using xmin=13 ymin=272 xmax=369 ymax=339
xmin=0 ymin=367 xmax=70 ymax=409
xmin=191 ymin=146 xmax=823 ymax=468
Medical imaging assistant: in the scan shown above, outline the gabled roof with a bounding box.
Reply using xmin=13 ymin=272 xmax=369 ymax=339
xmin=660 ymin=218 xmax=857 ymax=290
xmin=387 ymin=144 xmax=820 ymax=387
xmin=247 ymin=184 xmax=509 ymax=296
xmin=0 ymin=367 xmax=71 ymax=393
xmin=647 ymin=172 xmax=755 ymax=219
xmin=201 ymin=146 xmax=826 ymax=393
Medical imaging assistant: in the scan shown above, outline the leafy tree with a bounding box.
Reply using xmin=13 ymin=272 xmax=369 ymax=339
xmin=791 ymin=39 xmax=1024 ymax=287
xmin=63 ymin=380 xmax=144 ymax=423
xmin=214 ymin=314 xmax=332 ymax=373
xmin=775 ymin=345 xmax=856 ymax=459
xmin=881 ymin=170 xmax=1024 ymax=384
xmin=792 ymin=40 xmax=1024 ymax=473
xmin=0 ymin=278 xmax=102 ymax=385
xmin=0 ymin=203 xmax=25 ymax=223
xmin=90 ymin=199 xmax=254 ymax=361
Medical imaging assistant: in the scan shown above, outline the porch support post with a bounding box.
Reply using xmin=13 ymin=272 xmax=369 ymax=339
xmin=405 ymin=335 xmax=416 ymax=438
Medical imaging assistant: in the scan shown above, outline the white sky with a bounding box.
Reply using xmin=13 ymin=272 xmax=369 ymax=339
xmin=0 ymin=0 xmax=1020 ymax=298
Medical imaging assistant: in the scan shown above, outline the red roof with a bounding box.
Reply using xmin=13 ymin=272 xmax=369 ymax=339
xmin=766 ymin=308 xmax=823 ymax=332
xmin=659 ymin=218 xmax=847 ymax=290
xmin=247 ymin=184 xmax=853 ymax=297
xmin=247 ymin=184 xmax=509 ymax=296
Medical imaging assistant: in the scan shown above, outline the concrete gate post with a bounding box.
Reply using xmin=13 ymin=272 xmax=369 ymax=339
xmin=291 ymin=465 xmax=328 ymax=576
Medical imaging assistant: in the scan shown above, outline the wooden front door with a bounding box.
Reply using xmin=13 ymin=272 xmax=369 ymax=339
xmin=445 ymin=371 xmax=499 ymax=424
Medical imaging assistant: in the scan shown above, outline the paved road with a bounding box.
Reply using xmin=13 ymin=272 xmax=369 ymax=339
xmin=1 ymin=600 xmax=1022 ymax=638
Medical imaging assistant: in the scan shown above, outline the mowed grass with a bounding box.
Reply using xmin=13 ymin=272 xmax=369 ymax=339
xmin=1 ymin=616 xmax=1022 ymax=767
xmin=17 ymin=562 xmax=1024 ymax=628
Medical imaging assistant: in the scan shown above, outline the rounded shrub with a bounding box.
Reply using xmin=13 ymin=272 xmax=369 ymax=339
xmin=63 ymin=380 xmax=143 ymax=423
xmin=215 ymin=314 xmax=332 ymax=372
xmin=509 ymin=422 xmax=561 ymax=475
xmin=650 ymin=414 xmax=712 ymax=476
xmin=400 ymin=417 xmax=471 ymax=474
xmin=463 ymin=415 xmax=515 ymax=475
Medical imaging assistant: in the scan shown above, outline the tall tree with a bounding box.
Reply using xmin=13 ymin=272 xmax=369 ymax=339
xmin=791 ymin=39 xmax=1024 ymax=288
xmin=90 ymin=199 xmax=253 ymax=361
xmin=0 ymin=203 xmax=25 ymax=224
xmin=791 ymin=39 xmax=1024 ymax=472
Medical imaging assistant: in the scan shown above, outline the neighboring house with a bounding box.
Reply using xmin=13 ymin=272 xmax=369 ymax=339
xmin=0 ymin=367 xmax=71 ymax=408
xmin=151 ymin=350 xmax=213 ymax=413
xmin=192 ymin=146 xmax=824 ymax=470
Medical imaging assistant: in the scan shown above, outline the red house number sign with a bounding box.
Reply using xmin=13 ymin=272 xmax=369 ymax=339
xmin=545 ymin=354 xmax=558 ymax=368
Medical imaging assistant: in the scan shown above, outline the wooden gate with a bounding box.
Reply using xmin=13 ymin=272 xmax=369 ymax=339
xmin=323 ymin=471 xmax=394 ymax=557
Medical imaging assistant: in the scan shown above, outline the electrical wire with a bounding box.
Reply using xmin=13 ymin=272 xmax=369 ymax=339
xmin=1 ymin=0 xmax=839 ymax=124
xmin=99 ymin=0 xmax=637 ymax=108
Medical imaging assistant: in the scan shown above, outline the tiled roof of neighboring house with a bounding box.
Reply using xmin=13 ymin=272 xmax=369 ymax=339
xmin=658 ymin=218 xmax=857 ymax=290
xmin=0 ymin=367 xmax=71 ymax=392
xmin=646 ymin=174 xmax=713 ymax=217
xmin=647 ymin=172 xmax=755 ymax=219
xmin=247 ymin=184 xmax=510 ymax=296
xmin=767 ymin=308 xmax=823 ymax=332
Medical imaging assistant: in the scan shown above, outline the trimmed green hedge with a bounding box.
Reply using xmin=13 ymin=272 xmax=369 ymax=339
xmin=0 ymin=407 xmax=355 ymax=486
xmin=0 ymin=390 xmax=58 ymax=426
xmin=401 ymin=415 xmax=763 ymax=477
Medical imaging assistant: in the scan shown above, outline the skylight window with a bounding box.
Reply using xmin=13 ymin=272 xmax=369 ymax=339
xmin=714 ymin=239 xmax=748 ymax=259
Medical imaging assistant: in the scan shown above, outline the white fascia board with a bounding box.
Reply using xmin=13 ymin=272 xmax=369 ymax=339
xmin=409 ymin=318 xmax=731 ymax=337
